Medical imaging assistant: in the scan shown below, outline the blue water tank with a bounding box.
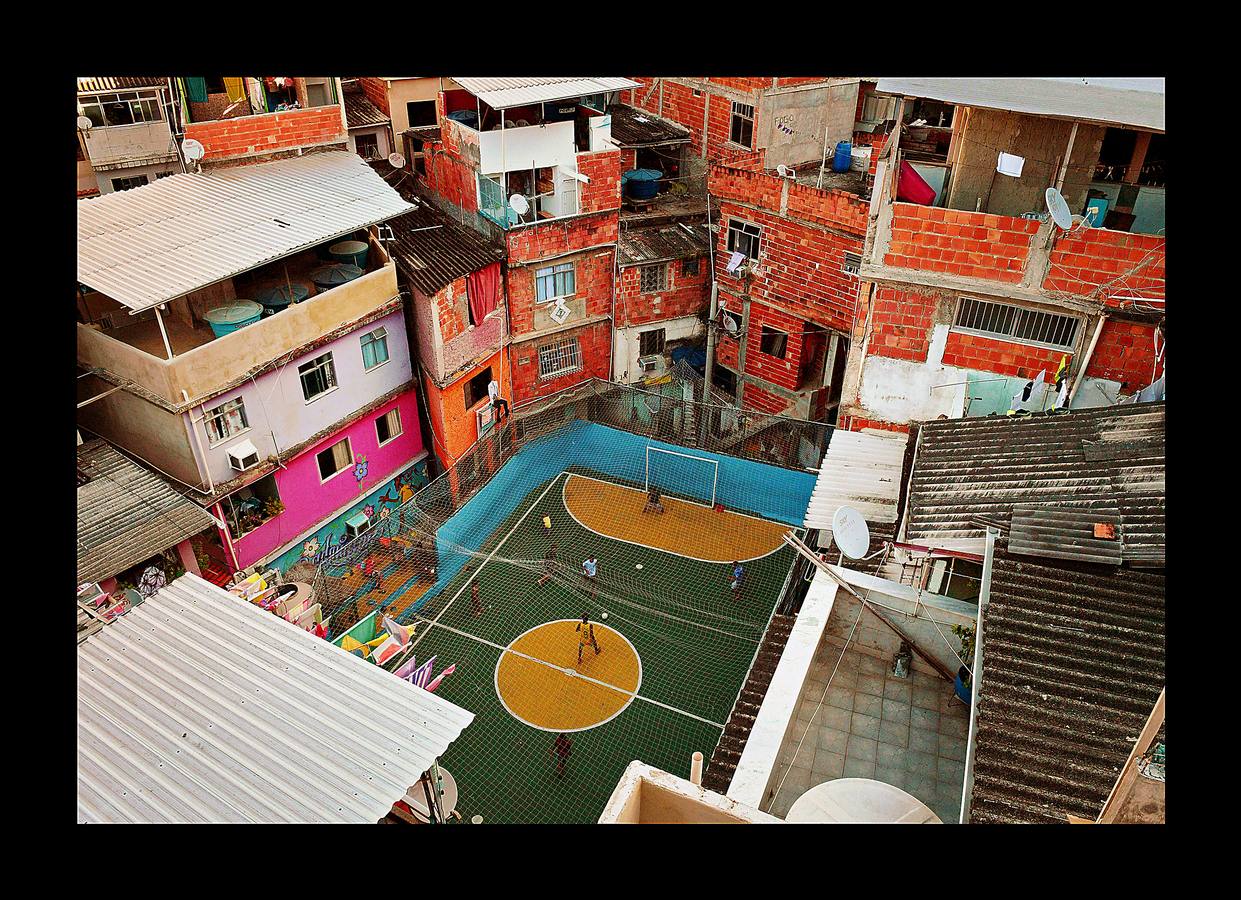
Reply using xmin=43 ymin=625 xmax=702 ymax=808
xmin=832 ymin=141 xmax=853 ymax=173
xmin=623 ymin=168 xmax=662 ymax=200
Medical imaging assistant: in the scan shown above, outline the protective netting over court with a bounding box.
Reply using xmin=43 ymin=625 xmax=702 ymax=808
xmin=311 ymin=375 xmax=829 ymax=822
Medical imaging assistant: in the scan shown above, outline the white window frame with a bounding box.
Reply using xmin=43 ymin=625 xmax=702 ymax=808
xmin=843 ymin=252 xmax=862 ymax=276
xmin=79 ymin=90 xmax=164 ymax=128
xmin=360 ymin=327 xmax=390 ymax=372
xmin=639 ymin=264 xmax=668 ymax=294
xmin=727 ymin=218 xmax=762 ymax=262
xmin=316 ymin=436 xmax=353 ymax=484
xmin=535 ymin=263 xmax=576 ymax=304
xmin=204 ymin=396 xmax=250 ymax=446
xmin=537 ymin=337 xmax=584 ymax=380
xmin=375 ymin=407 xmax=403 ymax=446
xmin=299 ymin=352 xmax=338 ymax=403
xmin=729 ymin=101 xmax=755 ymax=149
xmin=952 ymin=297 xmax=1081 ymax=352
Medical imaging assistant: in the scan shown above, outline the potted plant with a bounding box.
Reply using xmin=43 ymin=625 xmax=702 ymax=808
xmin=263 ymin=497 xmax=285 ymax=518
xmin=951 ymin=624 xmax=976 ymax=704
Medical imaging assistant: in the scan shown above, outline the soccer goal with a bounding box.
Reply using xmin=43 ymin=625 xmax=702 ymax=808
xmin=645 ymin=445 xmax=719 ymax=508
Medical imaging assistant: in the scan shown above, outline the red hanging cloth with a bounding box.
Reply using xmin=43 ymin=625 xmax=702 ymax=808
xmin=466 ymin=263 xmax=501 ymax=327
xmin=896 ymin=160 xmax=937 ymax=206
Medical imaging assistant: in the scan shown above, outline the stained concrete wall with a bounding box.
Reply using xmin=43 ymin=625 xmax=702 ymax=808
xmin=760 ymin=82 xmax=860 ymax=171
xmin=77 ymin=377 xmax=203 ymax=488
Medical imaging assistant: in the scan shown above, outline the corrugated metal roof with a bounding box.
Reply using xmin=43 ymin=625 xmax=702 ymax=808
xmin=607 ymin=103 xmax=692 ymax=147
xmin=344 ymin=91 xmax=390 ymax=129
xmin=77 ymin=440 xmax=217 ymax=584
xmin=617 ymin=223 xmax=711 ymax=266
xmin=77 ymin=151 xmax=415 ymax=312
xmin=452 ymin=77 xmax=640 ymax=110
xmin=78 ymin=574 xmax=474 ymax=823
xmin=876 ymin=77 xmax=1164 ymax=132
xmin=804 ymin=429 xmax=906 ymax=529
xmin=904 ymin=402 xmax=1164 ymax=566
xmin=79 ymin=76 xmax=168 ymax=93
xmin=387 ymin=197 xmax=504 ymax=296
xmin=1007 ymin=503 xmax=1123 ymax=566
xmin=970 ymin=544 xmax=1164 ymax=823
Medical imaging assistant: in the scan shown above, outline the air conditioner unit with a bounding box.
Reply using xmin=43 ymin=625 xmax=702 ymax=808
xmin=345 ymin=511 xmax=370 ymax=541
xmin=226 ymin=439 xmax=261 ymax=472
xmin=477 ymin=402 xmax=497 ymax=435
xmin=638 ymin=355 xmax=661 ymax=374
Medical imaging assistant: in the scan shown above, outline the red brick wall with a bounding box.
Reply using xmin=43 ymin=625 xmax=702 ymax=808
xmin=940 ymin=331 xmax=1070 ymax=379
xmin=743 ymin=382 xmax=791 ymax=415
xmin=630 ymin=80 xmax=762 ymax=161
xmin=505 ymin=213 xmax=617 ymax=339
xmin=356 ymin=78 xmax=391 ymax=116
xmin=1084 ymin=319 xmax=1162 ymax=388
xmin=1043 ymin=229 xmax=1166 ymax=304
xmin=616 ymin=256 xmax=710 ymax=327
xmin=185 ymin=106 xmax=345 ymax=162
xmin=577 ymin=150 xmax=622 ymax=214
xmin=631 ymin=80 xmax=708 ymax=157
xmin=509 ymin=320 xmax=612 ymax=403
xmin=422 ymin=144 xmax=479 ymax=214
xmin=734 ymin=302 xmax=807 ymax=393
xmin=866 ymin=286 xmax=939 ymax=363
xmin=842 ymin=416 xmax=910 ymax=435
xmin=884 ymin=204 xmax=1039 ymax=283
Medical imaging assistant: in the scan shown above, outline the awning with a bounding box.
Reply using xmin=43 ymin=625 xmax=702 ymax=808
xmin=803 ymin=429 xmax=906 ymax=530
xmin=77 ymin=151 xmax=415 ymax=312
xmin=875 ymin=77 xmax=1164 ymax=132
xmin=452 ymin=77 xmax=640 ymax=110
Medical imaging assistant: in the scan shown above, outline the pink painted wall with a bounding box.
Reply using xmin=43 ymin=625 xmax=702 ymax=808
xmin=230 ymin=386 xmax=424 ymax=566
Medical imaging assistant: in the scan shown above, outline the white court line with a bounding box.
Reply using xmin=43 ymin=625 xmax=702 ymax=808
xmin=561 ymin=472 xmax=792 ymax=564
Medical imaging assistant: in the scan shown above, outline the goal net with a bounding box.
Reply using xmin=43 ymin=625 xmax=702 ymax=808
xmin=645 ymin=445 xmax=719 ymax=508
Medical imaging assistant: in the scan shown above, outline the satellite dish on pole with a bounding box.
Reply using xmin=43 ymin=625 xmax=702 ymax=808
xmin=182 ymin=139 xmax=205 ymax=163
xmin=387 ymin=152 xmax=406 ymax=168
xmin=508 ymin=193 xmax=530 ymax=216
xmin=1044 ymin=187 xmax=1073 ymax=230
xmin=831 ymin=506 xmax=871 ymax=560
xmin=76 ymin=115 xmax=93 ymax=132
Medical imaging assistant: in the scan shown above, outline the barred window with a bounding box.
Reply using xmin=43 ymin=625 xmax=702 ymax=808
xmin=538 ymin=337 xmax=583 ymax=379
xmin=730 ymin=101 xmax=754 ymax=148
xmin=535 ymin=263 xmax=576 ymax=303
xmin=843 ymin=252 xmax=862 ymax=275
xmin=953 ymin=297 xmax=1080 ymax=350
xmin=639 ymin=328 xmax=666 ymax=356
xmin=639 ymin=264 xmax=668 ymax=293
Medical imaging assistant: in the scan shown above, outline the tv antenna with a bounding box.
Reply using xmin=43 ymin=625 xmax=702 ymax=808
xmin=831 ymin=506 xmax=871 ymax=560
xmin=720 ymin=310 xmax=740 ymax=336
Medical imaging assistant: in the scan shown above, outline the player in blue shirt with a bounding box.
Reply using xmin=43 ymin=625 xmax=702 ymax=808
xmin=581 ymin=555 xmax=598 ymax=600
xmin=730 ymin=561 xmax=745 ymax=601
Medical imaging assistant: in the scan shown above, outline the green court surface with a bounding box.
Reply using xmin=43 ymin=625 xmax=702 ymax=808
xmin=401 ymin=468 xmax=798 ymax=824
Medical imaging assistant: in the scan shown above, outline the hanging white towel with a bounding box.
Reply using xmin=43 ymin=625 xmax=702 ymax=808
xmin=997 ymin=153 xmax=1026 ymax=177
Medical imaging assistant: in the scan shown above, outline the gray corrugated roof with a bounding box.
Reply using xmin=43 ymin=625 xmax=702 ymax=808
xmin=79 ymin=76 xmax=168 ymax=94
xmin=77 ymin=440 xmax=217 ymax=583
xmin=77 ymin=151 xmax=415 ymax=312
xmin=904 ymin=402 xmax=1164 ymax=566
xmin=618 ymin=223 xmax=711 ymax=266
xmin=344 ymin=91 xmax=390 ymax=129
xmin=1007 ymin=503 xmax=1123 ymax=566
xmin=78 ymin=574 xmax=474 ymax=823
xmin=387 ymin=197 xmax=504 ymax=296
xmin=970 ymin=544 xmax=1164 ymax=823
xmin=453 ymin=77 xmax=640 ymax=110
xmin=607 ymin=103 xmax=692 ymax=147
xmin=804 ymin=429 xmax=906 ymax=529
xmin=876 ymin=77 xmax=1164 ymax=132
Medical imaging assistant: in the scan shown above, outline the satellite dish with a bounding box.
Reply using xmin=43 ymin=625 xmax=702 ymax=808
xmin=76 ymin=115 xmax=93 ymax=132
xmin=182 ymin=138 xmax=205 ymax=162
xmin=508 ymin=193 xmax=530 ymax=216
xmin=387 ymin=152 xmax=406 ymax=168
xmin=776 ymin=164 xmax=795 ymax=178
xmin=831 ymin=506 xmax=870 ymax=560
xmin=1044 ymin=187 xmax=1073 ymax=230
xmin=720 ymin=311 xmax=739 ymax=335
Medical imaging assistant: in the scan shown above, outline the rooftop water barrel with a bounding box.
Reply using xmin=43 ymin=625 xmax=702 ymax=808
xmin=623 ymin=168 xmax=661 ymax=200
xmin=255 ymin=282 xmax=310 ymax=315
xmin=310 ymin=263 xmax=365 ymax=292
xmin=329 ymin=239 xmax=369 ymax=268
xmin=832 ymin=141 xmax=852 ymax=173
xmin=203 ymin=301 xmax=263 ymax=338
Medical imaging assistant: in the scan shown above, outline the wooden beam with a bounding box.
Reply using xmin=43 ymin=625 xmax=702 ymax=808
xmin=1097 ymin=687 xmax=1164 ymax=823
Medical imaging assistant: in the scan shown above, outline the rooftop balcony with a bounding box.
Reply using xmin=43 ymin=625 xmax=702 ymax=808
xmin=82 ymin=120 xmax=178 ymax=170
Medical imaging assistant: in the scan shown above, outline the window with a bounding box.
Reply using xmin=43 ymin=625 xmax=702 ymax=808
xmin=535 ymin=263 xmax=576 ymax=303
xmin=407 ymin=100 xmax=438 ymax=128
xmin=110 ymin=174 xmax=148 ymax=192
xmin=760 ymin=325 xmax=788 ymax=359
xmin=316 ymin=437 xmax=352 ymax=481
xmin=466 ymin=367 xmax=493 ymax=408
xmin=730 ymin=102 xmax=754 ymax=148
xmin=204 ymin=77 xmax=226 ymax=95
xmin=304 ymin=78 xmax=331 ymax=107
xmin=355 ymin=133 xmax=380 ymax=160
xmin=692 ymin=89 xmax=703 ymax=98
xmin=299 ymin=352 xmax=338 ymax=401
xmin=860 ymin=92 xmax=899 ymax=124
xmin=925 ymin=557 xmax=983 ymax=604
xmin=953 ymin=298 xmax=1080 ymax=350
xmin=727 ymin=219 xmax=762 ymax=262
xmin=375 ymin=407 xmax=402 ymax=445
xmin=581 ymin=93 xmax=607 ymax=113
xmin=79 ymin=90 xmax=163 ymax=128
xmin=205 ymin=397 xmax=249 ymax=445
xmin=639 ymin=264 xmax=668 ymax=294
xmin=221 ymin=474 xmax=281 ymax=537
xmin=360 ymin=328 xmax=389 ymax=371
xmin=639 ymin=328 xmax=666 ymax=356
xmin=682 ymin=257 xmax=700 ymax=277
xmin=538 ymin=338 xmax=583 ymax=379
xmin=843 ymin=252 xmax=862 ymax=276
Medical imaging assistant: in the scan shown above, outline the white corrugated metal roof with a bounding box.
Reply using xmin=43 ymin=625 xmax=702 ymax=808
xmin=452 ymin=77 xmax=640 ymax=110
xmin=875 ymin=77 xmax=1164 ymax=132
xmin=804 ymin=430 xmax=906 ymax=529
xmin=77 ymin=151 xmax=415 ymax=312
xmin=78 ymin=574 xmax=473 ymax=823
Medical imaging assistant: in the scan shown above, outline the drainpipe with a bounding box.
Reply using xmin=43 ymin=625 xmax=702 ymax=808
xmin=1068 ymin=313 xmax=1107 ymax=405
xmin=690 ymin=751 xmax=704 ymax=786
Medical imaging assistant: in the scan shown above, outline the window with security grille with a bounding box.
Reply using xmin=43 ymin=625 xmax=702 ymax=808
xmin=535 ymin=263 xmax=576 ymax=303
xmin=538 ymin=338 xmax=583 ymax=379
xmin=299 ymin=352 xmax=337 ymax=401
xmin=355 ymin=133 xmax=379 ymax=160
xmin=639 ymin=328 xmax=666 ymax=356
xmin=730 ymin=102 xmax=754 ymax=148
xmin=682 ymin=257 xmax=699 ymax=277
xmin=953 ymin=297 xmax=1080 ymax=350
xmin=727 ymin=219 xmax=761 ymax=262
xmin=843 ymin=252 xmax=862 ymax=275
xmin=205 ymin=397 xmax=249 ymax=445
xmin=639 ymin=264 xmax=668 ymax=293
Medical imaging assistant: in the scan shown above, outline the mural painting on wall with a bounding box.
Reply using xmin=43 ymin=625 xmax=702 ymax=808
xmin=269 ymin=458 xmax=429 ymax=574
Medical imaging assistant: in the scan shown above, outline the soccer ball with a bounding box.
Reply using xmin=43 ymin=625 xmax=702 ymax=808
xmin=601 ymin=612 xmax=608 ymax=620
